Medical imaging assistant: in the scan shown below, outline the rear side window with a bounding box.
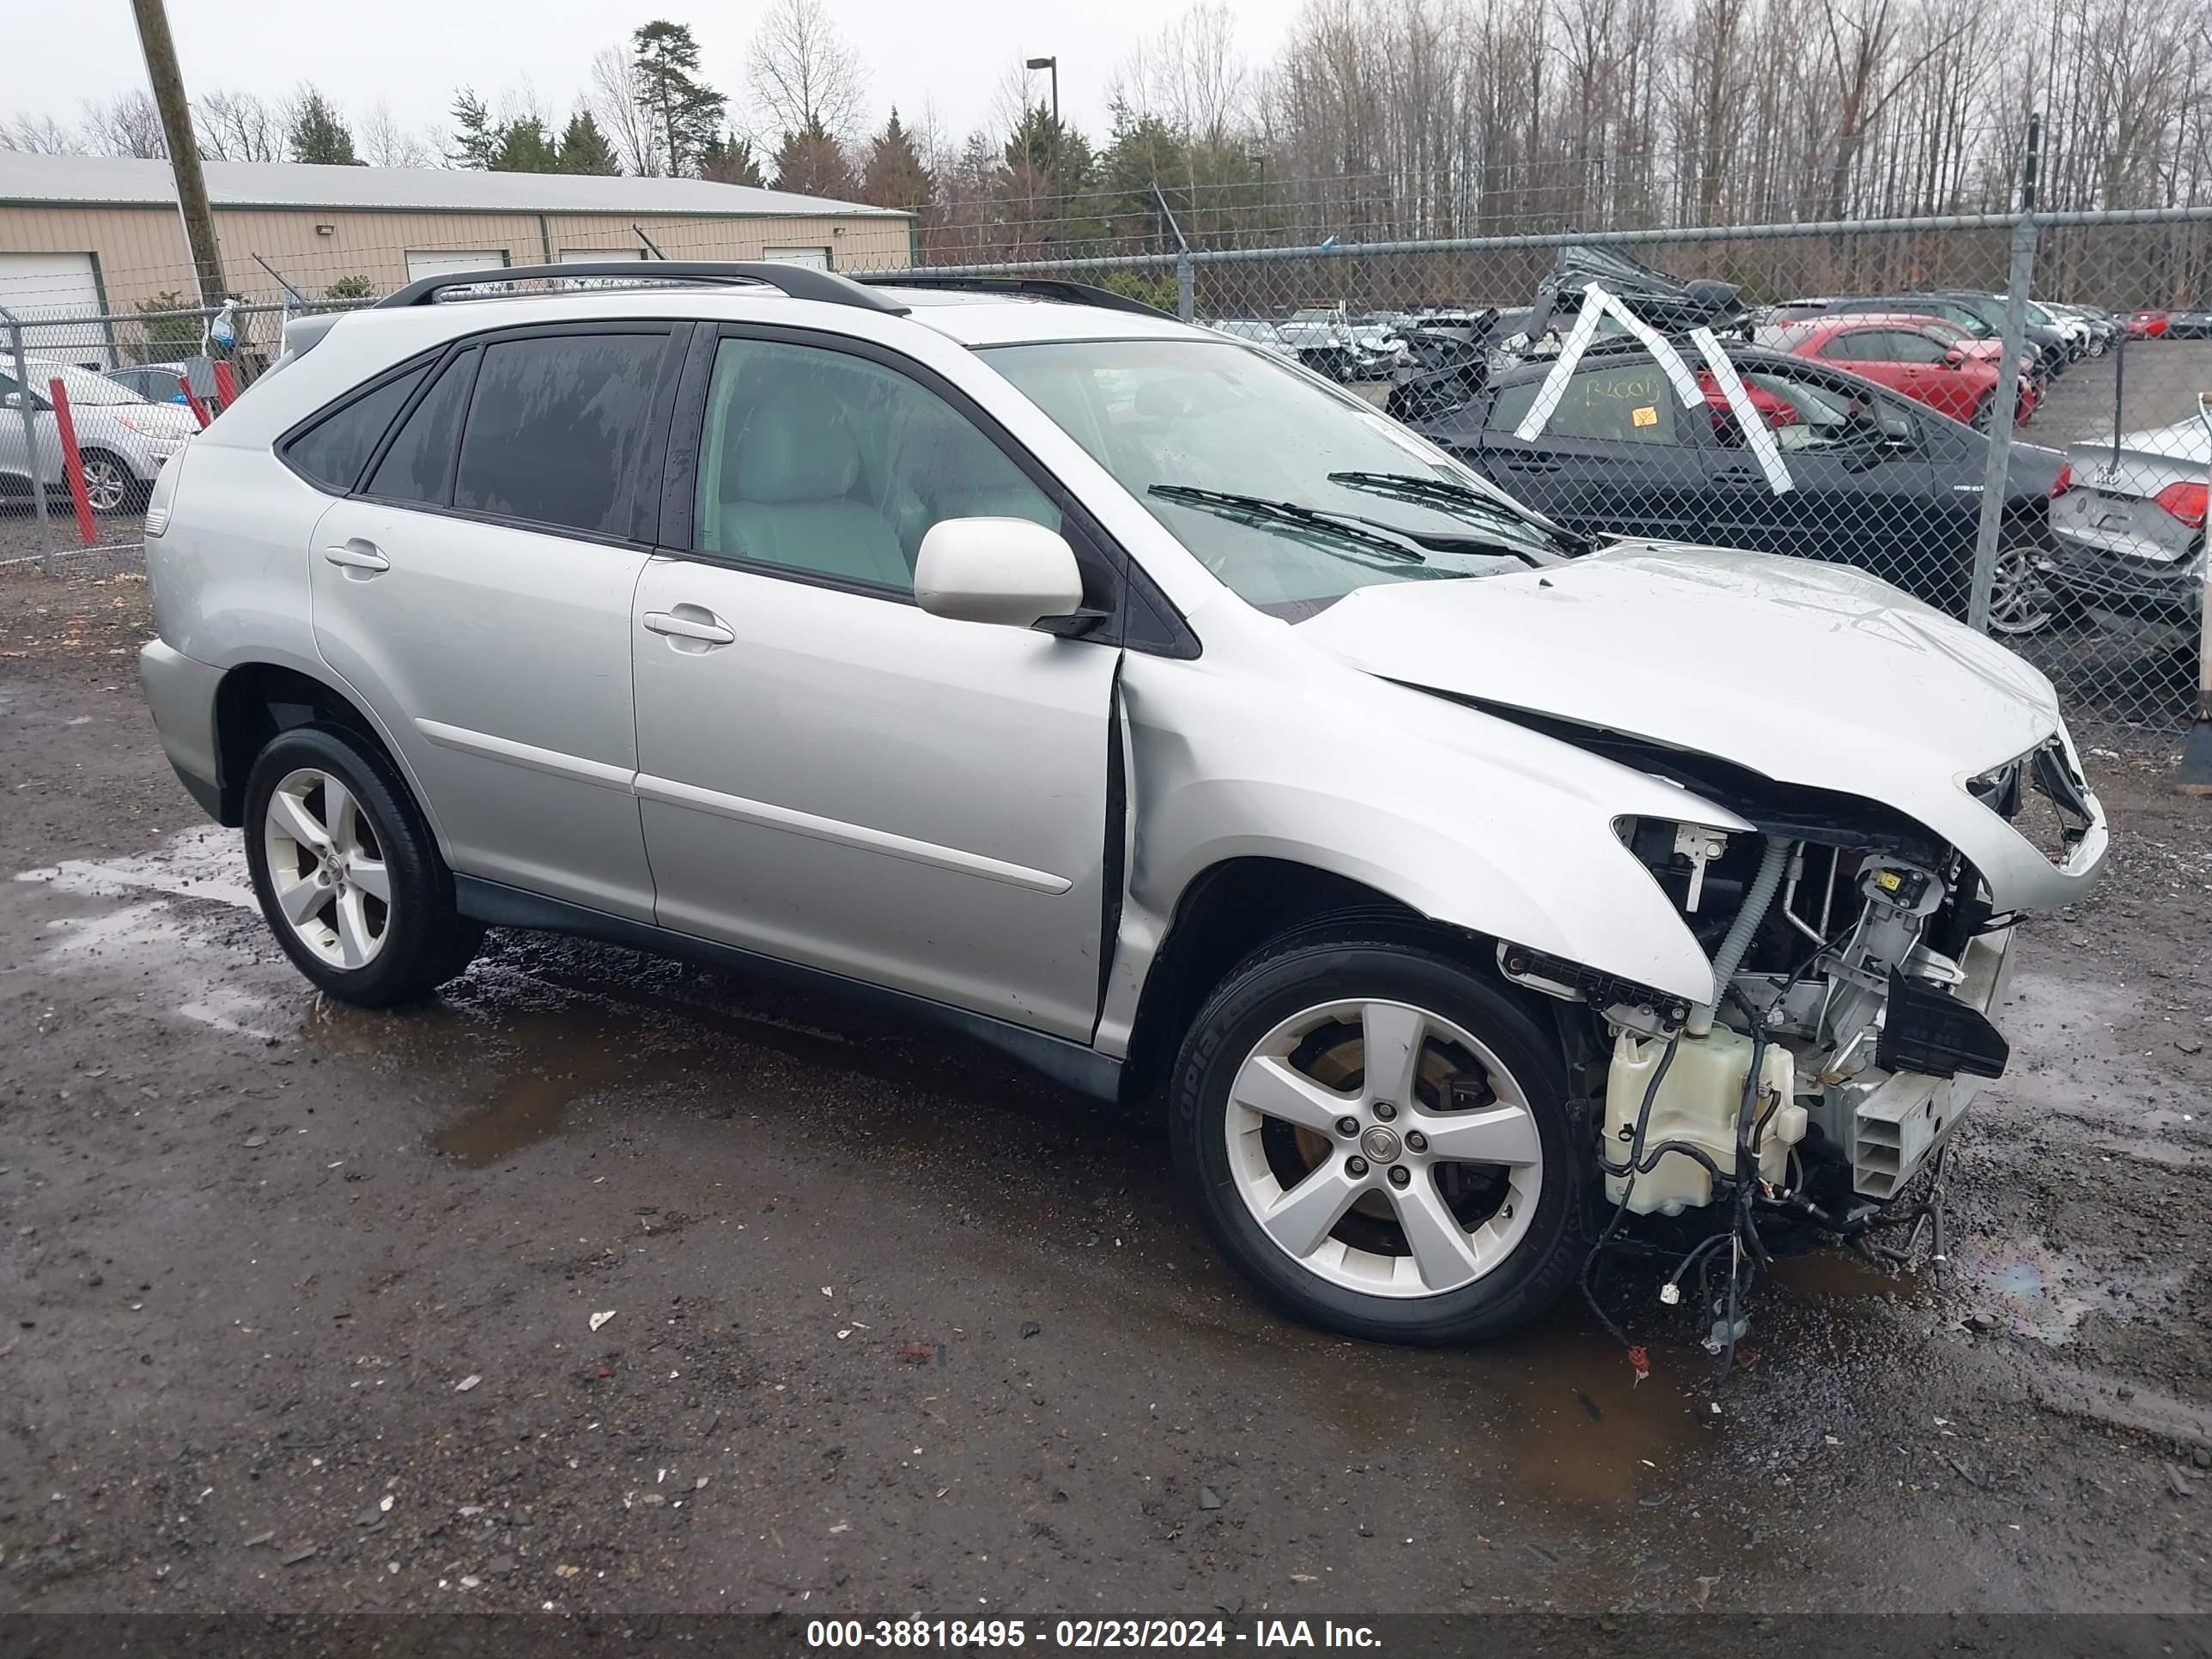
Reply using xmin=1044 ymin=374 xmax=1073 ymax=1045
xmin=452 ymin=332 xmax=667 ymax=537
xmin=283 ymin=367 xmax=428 ymax=492
xmin=1489 ymin=365 xmax=1678 ymax=446
xmin=365 ymin=349 xmax=476 ymax=505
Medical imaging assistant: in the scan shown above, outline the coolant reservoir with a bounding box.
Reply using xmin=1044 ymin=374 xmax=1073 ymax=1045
xmin=1605 ymin=1028 xmax=1802 ymax=1215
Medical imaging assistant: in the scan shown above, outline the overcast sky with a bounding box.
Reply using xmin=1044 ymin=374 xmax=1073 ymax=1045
xmin=15 ymin=0 xmax=1304 ymax=155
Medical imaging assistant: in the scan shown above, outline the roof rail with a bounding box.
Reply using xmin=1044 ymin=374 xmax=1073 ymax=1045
xmin=850 ymin=273 xmax=1170 ymax=319
xmin=374 ymin=261 xmax=909 ymax=315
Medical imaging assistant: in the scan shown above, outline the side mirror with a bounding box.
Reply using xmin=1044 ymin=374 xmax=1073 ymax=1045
xmin=0 ymin=392 xmax=21 ymax=411
xmin=1942 ymin=348 xmax=1966 ymax=368
xmin=915 ymin=517 xmax=1085 ymax=629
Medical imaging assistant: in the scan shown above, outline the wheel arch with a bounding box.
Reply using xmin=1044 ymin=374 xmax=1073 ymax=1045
xmin=1115 ymin=854 xmax=1571 ymax=1109
xmin=210 ymin=660 xmax=422 ymax=832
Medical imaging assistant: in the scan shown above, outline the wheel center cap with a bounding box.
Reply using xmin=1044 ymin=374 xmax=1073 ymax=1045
xmin=1360 ymin=1125 xmax=1402 ymax=1164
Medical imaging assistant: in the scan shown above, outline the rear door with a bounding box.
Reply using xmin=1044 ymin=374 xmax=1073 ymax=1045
xmin=1472 ymin=361 xmax=1713 ymax=544
xmin=305 ymin=323 xmax=685 ymax=921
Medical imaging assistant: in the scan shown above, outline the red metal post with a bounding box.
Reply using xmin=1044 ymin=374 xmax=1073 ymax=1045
xmin=184 ymin=389 xmax=212 ymax=429
xmin=46 ymin=378 xmax=98 ymax=547
xmin=211 ymin=359 xmax=237 ymax=410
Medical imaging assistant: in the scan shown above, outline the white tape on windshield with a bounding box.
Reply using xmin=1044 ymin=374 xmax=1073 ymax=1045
xmin=1512 ymin=285 xmax=1608 ymax=441
xmin=1690 ymin=326 xmax=1794 ymax=495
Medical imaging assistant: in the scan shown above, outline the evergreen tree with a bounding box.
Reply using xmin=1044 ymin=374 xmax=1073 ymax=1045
xmin=1002 ymin=103 xmax=1091 ymax=200
xmin=698 ymin=131 xmax=765 ymax=187
xmin=556 ymin=110 xmax=621 ymax=176
xmin=490 ymin=118 xmax=560 ymax=173
xmin=860 ymin=109 xmax=933 ymax=212
xmin=772 ymin=118 xmax=858 ymax=199
xmin=288 ymin=87 xmax=361 ymax=166
xmin=630 ymin=21 xmax=727 ymax=177
xmin=448 ymin=88 xmax=496 ymax=168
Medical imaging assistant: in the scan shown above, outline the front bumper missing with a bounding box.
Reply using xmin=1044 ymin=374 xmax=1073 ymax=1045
xmin=1841 ymin=923 xmax=2016 ymax=1200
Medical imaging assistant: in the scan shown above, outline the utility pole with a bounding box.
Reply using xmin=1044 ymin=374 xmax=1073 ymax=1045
xmin=129 ymin=0 xmax=228 ymax=310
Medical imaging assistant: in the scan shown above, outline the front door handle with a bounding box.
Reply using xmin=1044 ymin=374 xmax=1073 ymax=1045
xmin=643 ymin=606 xmax=736 ymax=647
xmin=323 ymin=541 xmax=390 ymax=573
xmin=1496 ymin=457 xmax=1561 ymax=474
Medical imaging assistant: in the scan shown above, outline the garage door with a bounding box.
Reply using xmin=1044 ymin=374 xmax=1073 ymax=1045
xmin=404 ymin=250 xmax=511 ymax=283
xmin=763 ymin=246 xmax=830 ymax=270
xmin=0 ymin=252 xmax=107 ymax=363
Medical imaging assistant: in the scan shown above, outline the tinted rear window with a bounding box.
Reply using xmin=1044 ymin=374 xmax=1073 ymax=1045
xmin=365 ymin=349 xmax=475 ymax=505
xmin=284 ymin=367 xmax=428 ymax=492
xmin=1490 ymin=364 xmax=1679 ymax=445
xmin=452 ymin=333 xmax=666 ymax=537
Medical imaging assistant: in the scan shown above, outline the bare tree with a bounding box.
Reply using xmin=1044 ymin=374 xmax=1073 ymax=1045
xmin=746 ymin=0 xmax=868 ymax=142
xmin=359 ymin=102 xmax=435 ymax=168
xmin=81 ymin=90 xmax=167 ymax=158
xmin=589 ymin=43 xmax=663 ymax=175
xmin=193 ymin=89 xmax=283 ymax=162
xmin=0 ymin=112 xmax=85 ymax=154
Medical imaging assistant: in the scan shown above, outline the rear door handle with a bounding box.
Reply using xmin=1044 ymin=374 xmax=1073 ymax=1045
xmin=1496 ymin=457 xmax=1561 ymax=474
xmin=643 ymin=607 xmax=736 ymax=647
xmin=323 ymin=542 xmax=390 ymax=573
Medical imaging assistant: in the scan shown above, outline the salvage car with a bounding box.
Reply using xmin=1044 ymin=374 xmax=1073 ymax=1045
xmin=137 ymin=263 xmax=2106 ymax=1345
xmin=2046 ymin=414 xmax=2209 ymax=659
xmin=1417 ymin=342 xmax=2072 ymax=634
xmin=1761 ymin=314 xmax=2037 ymax=429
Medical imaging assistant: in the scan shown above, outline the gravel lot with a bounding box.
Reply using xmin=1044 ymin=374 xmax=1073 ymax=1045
xmin=2 ymin=572 xmax=2209 ymax=1624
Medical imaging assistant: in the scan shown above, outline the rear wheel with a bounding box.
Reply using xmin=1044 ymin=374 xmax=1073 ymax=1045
xmin=243 ymin=724 xmax=482 ymax=1006
xmin=1170 ymin=931 xmax=1587 ymax=1345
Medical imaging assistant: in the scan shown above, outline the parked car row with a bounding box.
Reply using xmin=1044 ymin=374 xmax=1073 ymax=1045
xmin=2124 ymin=307 xmax=2212 ymax=340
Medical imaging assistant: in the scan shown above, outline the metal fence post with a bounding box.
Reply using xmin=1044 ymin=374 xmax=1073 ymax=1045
xmin=1968 ymin=118 xmax=2041 ymax=634
xmin=1176 ymin=249 xmax=1195 ymax=322
xmin=3 ymin=308 xmax=57 ymax=575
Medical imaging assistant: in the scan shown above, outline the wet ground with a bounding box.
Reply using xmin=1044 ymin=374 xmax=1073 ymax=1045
xmin=2 ymin=575 xmax=2210 ymax=1618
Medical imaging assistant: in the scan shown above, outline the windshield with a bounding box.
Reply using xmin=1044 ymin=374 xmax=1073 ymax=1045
xmin=20 ymin=363 xmax=149 ymax=407
xmin=982 ymin=338 xmax=1576 ymax=616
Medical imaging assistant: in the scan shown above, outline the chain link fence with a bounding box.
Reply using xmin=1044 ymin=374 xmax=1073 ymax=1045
xmin=6 ymin=204 xmax=2207 ymax=745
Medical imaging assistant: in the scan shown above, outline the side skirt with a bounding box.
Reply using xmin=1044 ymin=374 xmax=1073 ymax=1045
xmin=453 ymin=875 xmax=1124 ymax=1105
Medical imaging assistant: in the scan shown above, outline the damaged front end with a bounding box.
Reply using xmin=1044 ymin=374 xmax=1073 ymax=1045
xmin=1491 ymin=722 xmax=2103 ymax=1360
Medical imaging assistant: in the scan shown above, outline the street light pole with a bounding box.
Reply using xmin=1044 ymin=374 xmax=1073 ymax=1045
xmin=1024 ymin=55 xmax=1059 ymax=198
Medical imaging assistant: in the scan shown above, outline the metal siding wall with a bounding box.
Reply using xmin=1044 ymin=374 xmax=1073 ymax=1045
xmin=0 ymin=202 xmax=914 ymax=316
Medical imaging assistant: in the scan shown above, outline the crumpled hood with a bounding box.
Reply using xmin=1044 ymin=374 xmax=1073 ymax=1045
xmin=1297 ymin=542 xmax=2078 ymax=887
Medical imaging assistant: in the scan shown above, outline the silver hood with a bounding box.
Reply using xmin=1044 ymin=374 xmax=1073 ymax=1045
xmin=1296 ymin=541 xmax=2105 ymax=908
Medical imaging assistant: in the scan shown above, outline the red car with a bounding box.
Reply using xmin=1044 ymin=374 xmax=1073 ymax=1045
xmin=1759 ymin=315 xmax=2028 ymax=428
xmin=2125 ymin=309 xmax=2171 ymax=338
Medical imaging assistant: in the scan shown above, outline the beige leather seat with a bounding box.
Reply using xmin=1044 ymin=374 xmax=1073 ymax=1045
xmin=714 ymin=396 xmax=911 ymax=590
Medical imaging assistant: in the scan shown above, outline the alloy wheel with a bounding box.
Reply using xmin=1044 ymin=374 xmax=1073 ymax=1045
xmin=260 ymin=767 xmax=392 ymax=969
xmin=1987 ymin=544 xmax=2058 ymax=636
xmin=81 ymin=457 xmax=129 ymax=514
xmin=1223 ymin=999 xmax=1543 ymax=1297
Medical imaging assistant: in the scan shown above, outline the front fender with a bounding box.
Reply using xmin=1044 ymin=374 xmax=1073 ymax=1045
xmin=1098 ymin=649 xmax=1746 ymax=1054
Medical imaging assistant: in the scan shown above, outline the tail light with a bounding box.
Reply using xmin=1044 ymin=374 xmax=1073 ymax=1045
xmin=2050 ymin=464 xmax=2071 ymax=499
xmin=2154 ymin=480 xmax=2209 ymax=529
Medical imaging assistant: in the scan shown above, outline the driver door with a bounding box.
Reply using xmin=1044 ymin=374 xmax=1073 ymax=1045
xmin=629 ymin=329 xmax=1123 ymax=1041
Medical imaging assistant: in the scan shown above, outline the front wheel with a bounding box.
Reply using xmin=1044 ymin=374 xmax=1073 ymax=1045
xmin=243 ymin=724 xmax=482 ymax=1006
xmin=76 ymin=450 xmax=143 ymax=514
xmin=1986 ymin=544 xmax=2062 ymax=637
xmin=1170 ymin=931 xmax=1587 ymax=1345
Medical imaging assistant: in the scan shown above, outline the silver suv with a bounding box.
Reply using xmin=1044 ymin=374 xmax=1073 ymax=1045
xmin=138 ymin=263 xmax=2106 ymax=1345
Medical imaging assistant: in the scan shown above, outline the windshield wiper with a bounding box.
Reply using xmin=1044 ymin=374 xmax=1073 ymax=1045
xmin=1325 ymin=471 xmax=1592 ymax=558
xmin=1147 ymin=484 xmax=1426 ymax=564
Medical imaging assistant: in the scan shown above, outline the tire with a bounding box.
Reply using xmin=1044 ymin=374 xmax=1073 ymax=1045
xmin=77 ymin=450 xmax=143 ymax=515
xmin=1986 ymin=544 xmax=2062 ymax=637
xmin=1970 ymin=395 xmax=1996 ymax=433
xmin=1169 ymin=927 xmax=1589 ymax=1345
xmin=243 ymin=723 xmax=483 ymax=1006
